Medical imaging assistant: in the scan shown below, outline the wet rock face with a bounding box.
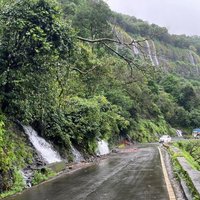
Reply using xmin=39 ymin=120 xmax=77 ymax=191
xmin=21 ymin=152 xmax=47 ymax=187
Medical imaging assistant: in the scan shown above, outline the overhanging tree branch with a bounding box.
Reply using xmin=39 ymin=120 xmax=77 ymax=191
xmin=70 ymin=66 xmax=98 ymax=74
xmin=76 ymin=36 xmax=148 ymax=46
xmin=103 ymin=42 xmax=146 ymax=72
xmin=76 ymin=35 xmax=154 ymax=76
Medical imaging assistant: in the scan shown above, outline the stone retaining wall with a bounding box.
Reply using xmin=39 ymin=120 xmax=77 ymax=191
xmin=176 ymin=157 xmax=200 ymax=196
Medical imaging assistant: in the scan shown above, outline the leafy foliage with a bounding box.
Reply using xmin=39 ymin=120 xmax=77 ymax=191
xmin=1 ymin=0 xmax=200 ymax=195
xmin=175 ymin=140 xmax=200 ymax=167
xmin=48 ymin=96 xmax=128 ymax=153
xmin=32 ymin=168 xmax=55 ymax=186
xmin=0 ymin=0 xmax=74 ymax=119
xmin=0 ymin=115 xmax=32 ymax=193
xmin=0 ymin=169 xmax=25 ymax=198
xmin=73 ymin=0 xmax=112 ymax=39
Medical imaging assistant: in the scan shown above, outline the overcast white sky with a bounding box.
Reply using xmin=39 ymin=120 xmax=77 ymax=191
xmin=106 ymin=0 xmax=200 ymax=36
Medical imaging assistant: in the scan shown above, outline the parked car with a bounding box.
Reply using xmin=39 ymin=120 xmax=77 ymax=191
xmin=192 ymin=128 xmax=200 ymax=139
xmin=159 ymin=135 xmax=171 ymax=143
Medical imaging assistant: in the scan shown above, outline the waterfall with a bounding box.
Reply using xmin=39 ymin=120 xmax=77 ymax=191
xmin=23 ymin=126 xmax=62 ymax=164
xmin=71 ymin=145 xmax=84 ymax=163
xmin=132 ymin=42 xmax=139 ymax=55
xmin=189 ymin=51 xmax=196 ymax=65
xmin=151 ymin=41 xmax=159 ymax=66
xmin=97 ymin=140 xmax=109 ymax=156
xmin=145 ymin=40 xmax=154 ymax=65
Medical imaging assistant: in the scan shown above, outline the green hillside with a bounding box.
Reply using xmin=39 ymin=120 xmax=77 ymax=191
xmin=0 ymin=0 xmax=200 ymax=196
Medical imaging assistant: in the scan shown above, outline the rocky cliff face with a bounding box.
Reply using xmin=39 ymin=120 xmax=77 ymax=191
xmin=114 ymin=27 xmax=200 ymax=79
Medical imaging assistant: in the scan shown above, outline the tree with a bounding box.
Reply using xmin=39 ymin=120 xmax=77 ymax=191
xmin=178 ymin=84 xmax=196 ymax=111
xmin=73 ymin=0 xmax=112 ymax=39
xmin=0 ymin=0 xmax=73 ymax=120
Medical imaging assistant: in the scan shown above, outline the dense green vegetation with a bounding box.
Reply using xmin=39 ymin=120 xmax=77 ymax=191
xmin=32 ymin=168 xmax=55 ymax=186
xmin=0 ymin=115 xmax=32 ymax=196
xmin=175 ymin=140 xmax=200 ymax=168
xmin=0 ymin=0 xmax=200 ymax=195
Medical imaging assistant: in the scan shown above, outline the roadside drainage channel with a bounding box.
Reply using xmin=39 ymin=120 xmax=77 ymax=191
xmin=177 ymin=157 xmax=200 ymax=199
xmin=171 ymin=146 xmax=200 ymax=199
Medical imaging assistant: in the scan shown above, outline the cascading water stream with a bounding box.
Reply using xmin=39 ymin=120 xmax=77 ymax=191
xmin=71 ymin=145 xmax=84 ymax=163
xmin=145 ymin=40 xmax=154 ymax=65
xmin=188 ymin=52 xmax=200 ymax=74
xmin=23 ymin=126 xmax=62 ymax=164
xmin=151 ymin=40 xmax=159 ymax=66
xmin=132 ymin=42 xmax=139 ymax=55
xmin=97 ymin=140 xmax=109 ymax=155
xmin=189 ymin=51 xmax=196 ymax=65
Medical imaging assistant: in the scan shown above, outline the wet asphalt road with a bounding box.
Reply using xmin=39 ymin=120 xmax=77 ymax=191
xmin=6 ymin=144 xmax=169 ymax=200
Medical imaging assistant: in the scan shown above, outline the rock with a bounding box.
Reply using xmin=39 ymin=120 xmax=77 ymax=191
xmin=112 ymin=148 xmax=119 ymax=153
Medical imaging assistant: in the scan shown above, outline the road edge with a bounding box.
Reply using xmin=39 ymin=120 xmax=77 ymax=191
xmin=158 ymin=147 xmax=176 ymax=200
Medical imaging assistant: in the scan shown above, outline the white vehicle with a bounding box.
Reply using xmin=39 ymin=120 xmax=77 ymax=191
xmin=192 ymin=129 xmax=200 ymax=139
xmin=159 ymin=135 xmax=171 ymax=143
